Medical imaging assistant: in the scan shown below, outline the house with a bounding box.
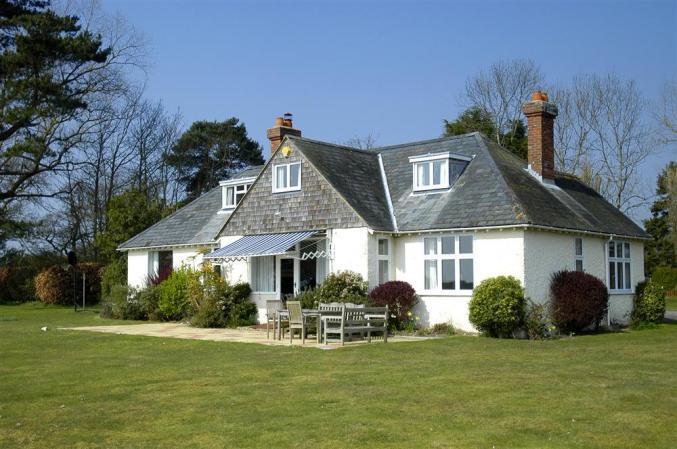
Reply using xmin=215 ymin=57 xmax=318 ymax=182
xmin=118 ymin=165 xmax=263 ymax=286
xmin=120 ymin=93 xmax=649 ymax=331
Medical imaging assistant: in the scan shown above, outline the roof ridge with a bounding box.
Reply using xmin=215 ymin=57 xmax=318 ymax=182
xmin=473 ymin=133 xmax=530 ymax=224
xmin=287 ymin=135 xmax=375 ymax=154
xmin=374 ymin=132 xmax=480 ymax=152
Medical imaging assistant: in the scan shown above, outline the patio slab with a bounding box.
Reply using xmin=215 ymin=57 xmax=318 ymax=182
xmin=61 ymin=322 xmax=433 ymax=349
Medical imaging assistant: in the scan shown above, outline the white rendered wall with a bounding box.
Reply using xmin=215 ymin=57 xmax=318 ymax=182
xmin=393 ymin=229 xmax=525 ymax=331
xmin=523 ymin=230 xmax=644 ymax=325
xmin=329 ymin=227 xmax=370 ymax=280
xmin=172 ymin=247 xmax=204 ymax=271
xmin=127 ymin=250 xmax=148 ymax=288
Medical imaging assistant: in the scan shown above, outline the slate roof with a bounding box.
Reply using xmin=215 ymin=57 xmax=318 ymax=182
xmin=118 ymin=167 xmax=263 ymax=250
xmin=287 ymin=133 xmax=648 ymax=238
xmin=289 ymin=138 xmax=394 ymax=231
xmin=229 ymin=165 xmax=264 ymax=180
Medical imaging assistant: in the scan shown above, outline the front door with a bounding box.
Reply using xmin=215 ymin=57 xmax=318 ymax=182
xmin=280 ymin=258 xmax=295 ymax=299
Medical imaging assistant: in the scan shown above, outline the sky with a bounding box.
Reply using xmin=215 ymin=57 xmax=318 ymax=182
xmin=101 ymin=0 xmax=676 ymax=216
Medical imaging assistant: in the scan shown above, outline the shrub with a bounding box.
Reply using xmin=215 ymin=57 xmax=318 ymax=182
xmin=35 ymin=266 xmax=73 ymax=305
xmin=0 ymin=266 xmax=33 ymax=303
xmin=651 ymin=267 xmax=677 ymax=292
xmin=224 ymin=282 xmax=256 ymax=327
xmin=138 ymin=285 xmax=161 ymax=321
xmin=416 ymin=322 xmax=455 ymax=336
xmin=100 ymin=285 xmax=144 ymax=320
xmin=188 ymin=265 xmax=256 ymax=328
xmin=295 ymin=289 xmax=320 ymax=309
xmin=550 ymin=270 xmax=608 ymax=333
xmin=157 ymin=268 xmax=194 ymax=320
xmin=319 ymin=271 xmax=369 ymax=302
xmin=631 ymin=280 xmax=666 ymax=325
xmin=101 ymin=258 xmax=127 ymax=298
xmin=469 ymin=276 xmax=525 ymax=338
xmin=316 ymin=271 xmax=369 ymax=304
xmin=524 ymin=301 xmax=551 ymax=340
xmin=368 ymin=281 xmax=418 ymax=330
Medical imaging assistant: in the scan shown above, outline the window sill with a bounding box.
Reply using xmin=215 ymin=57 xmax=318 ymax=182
xmin=413 ymin=185 xmax=450 ymax=193
xmin=272 ymin=187 xmax=301 ymax=194
xmin=609 ymin=290 xmax=633 ymax=296
xmin=420 ymin=290 xmax=473 ymax=297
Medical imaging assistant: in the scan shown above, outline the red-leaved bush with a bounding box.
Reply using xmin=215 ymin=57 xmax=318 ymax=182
xmin=550 ymin=270 xmax=608 ymax=332
xmin=368 ymin=281 xmax=418 ymax=330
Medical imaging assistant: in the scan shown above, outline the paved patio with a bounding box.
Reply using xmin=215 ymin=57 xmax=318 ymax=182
xmin=62 ymin=322 xmax=432 ymax=349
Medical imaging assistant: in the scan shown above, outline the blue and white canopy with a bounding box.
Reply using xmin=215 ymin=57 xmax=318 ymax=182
xmin=204 ymin=231 xmax=318 ymax=259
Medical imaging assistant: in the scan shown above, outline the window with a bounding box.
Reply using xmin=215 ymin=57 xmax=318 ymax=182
xmin=148 ymin=250 xmax=172 ymax=282
xmin=413 ymin=159 xmax=449 ymax=191
xmin=422 ymin=235 xmax=473 ymax=292
xmin=608 ymin=241 xmax=631 ymax=292
xmin=273 ymin=162 xmax=301 ymax=193
xmin=377 ymin=238 xmax=390 ymax=285
xmin=574 ymin=238 xmax=583 ymax=271
xmin=222 ymin=183 xmax=251 ymax=208
xmin=251 ymin=256 xmax=276 ymax=292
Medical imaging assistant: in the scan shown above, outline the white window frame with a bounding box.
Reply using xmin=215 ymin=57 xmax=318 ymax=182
xmin=608 ymin=240 xmax=632 ymax=293
xmin=377 ymin=237 xmax=391 ymax=285
xmin=412 ymin=158 xmax=449 ymax=192
xmin=422 ymin=235 xmax=474 ymax=294
xmin=272 ymin=162 xmax=301 ymax=193
xmin=223 ymin=184 xmax=250 ymax=208
xmin=574 ymin=237 xmax=583 ymax=272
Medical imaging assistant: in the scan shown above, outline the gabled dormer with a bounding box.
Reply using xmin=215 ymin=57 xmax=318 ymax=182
xmin=408 ymin=151 xmax=471 ymax=193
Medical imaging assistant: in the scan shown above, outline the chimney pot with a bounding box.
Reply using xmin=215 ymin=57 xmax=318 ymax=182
xmin=267 ymin=112 xmax=301 ymax=152
xmin=523 ymin=92 xmax=558 ymax=180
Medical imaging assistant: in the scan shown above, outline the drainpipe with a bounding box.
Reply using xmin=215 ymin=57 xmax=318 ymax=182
xmin=606 ymin=234 xmax=614 ymax=328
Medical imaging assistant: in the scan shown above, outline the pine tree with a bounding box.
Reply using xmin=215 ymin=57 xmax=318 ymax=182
xmin=644 ymin=162 xmax=676 ymax=275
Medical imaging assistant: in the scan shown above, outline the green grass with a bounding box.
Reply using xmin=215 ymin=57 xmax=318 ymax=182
xmin=1 ymin=303 xmax=676 ymax=449
xmin=666 ymin=296 xmax=677 ymax=311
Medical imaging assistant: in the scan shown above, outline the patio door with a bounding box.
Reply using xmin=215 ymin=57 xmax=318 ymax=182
xmin=280 ymin=258 xmax=295 ymax=299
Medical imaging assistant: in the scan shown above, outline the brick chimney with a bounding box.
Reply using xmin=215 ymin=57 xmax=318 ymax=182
xmin=522 ymin=91 xmax=558 ymax=180
xmin=267 ymin=112 xmax=301 ymax=153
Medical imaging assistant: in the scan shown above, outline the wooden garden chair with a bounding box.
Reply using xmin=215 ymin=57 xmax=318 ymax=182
xmin=287 ymin=301 xmax=318 ymax=344
xmin=265 ymin=300 xmax=284 ymax=339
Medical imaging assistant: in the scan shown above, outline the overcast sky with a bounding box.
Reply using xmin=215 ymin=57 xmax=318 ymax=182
xmin=101 ymin=0 xmax=676 ymax=218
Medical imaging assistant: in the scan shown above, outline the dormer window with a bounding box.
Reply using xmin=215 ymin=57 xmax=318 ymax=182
xmin=220 ymin=177 xmax=254 ymax=211
xmin=223 ymin=184 xmax=250 ymax=208
xmin=409 ymin=152 xmax=471 ymax=193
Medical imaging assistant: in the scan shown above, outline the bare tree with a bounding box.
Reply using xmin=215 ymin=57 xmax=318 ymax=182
xmin=656 ymin=78 xmax=677 ymax=145
xmin=463 ymin=59 xmax=544 ymax=146
xmin=343 ymin=133 xmax=379 ymax=150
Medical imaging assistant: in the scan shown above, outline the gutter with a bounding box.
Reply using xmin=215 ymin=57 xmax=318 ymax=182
xmin=117 ymin=241 xmax=219 ymax=252
xmin=371 ymin=223 xmax=649 ymax=241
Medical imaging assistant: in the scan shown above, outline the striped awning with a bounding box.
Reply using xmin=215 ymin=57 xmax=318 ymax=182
xmin=204 ymin=231 xmax=318 ymax=259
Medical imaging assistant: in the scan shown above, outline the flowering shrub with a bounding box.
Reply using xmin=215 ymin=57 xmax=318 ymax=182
xmin=524 ymin=301 xmax=554 ymax=340
xmin=631 ymin=280 xmax=665 ymax=326
xmin=368 ymin=281 xmax=418 ymax=330
xmin=550 ymin=270 xmax=608 ymax=333
xmin=469 ymin=276 xmax=525 ymax=338
xmin=316 ymin=271 xmax=369 ymax=303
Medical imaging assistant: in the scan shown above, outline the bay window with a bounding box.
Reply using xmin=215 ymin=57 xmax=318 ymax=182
xmin=608 ymin=241 xmax=631 ymax=292
xmin=273 ymin=162 xmax=301 ymax=193
xmin=423 ymin=235 xmax=473 ymax=292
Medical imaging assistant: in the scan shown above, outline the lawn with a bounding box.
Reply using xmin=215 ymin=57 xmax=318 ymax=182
xmin=1 ymin=304 xmax=675 ymax=449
